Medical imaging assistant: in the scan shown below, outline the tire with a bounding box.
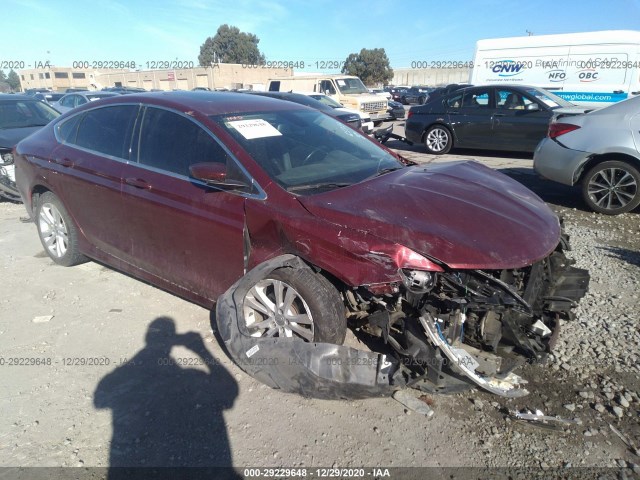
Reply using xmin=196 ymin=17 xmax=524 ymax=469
xmin=36 ymin=191 xmax=88 ymax=266
xmin=423 ymin=125 xmax=452 ymax=155
xmin=401 ymin=96 xmax=408 ymax=105
xmin=242 ymin=267 xmax=346 ymax=344
xmin=581 ymin=160 xmax=640 ymax=215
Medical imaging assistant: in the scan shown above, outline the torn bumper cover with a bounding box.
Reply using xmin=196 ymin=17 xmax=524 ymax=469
xmin=216 ymin=255 xmax=399 ymax=400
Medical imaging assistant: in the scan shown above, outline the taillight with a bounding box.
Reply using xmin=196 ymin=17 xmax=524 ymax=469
xmin=548 ymin=122 xmax=580 ymax=138
xmin=407 ymin=110 xmax=413 ymax=119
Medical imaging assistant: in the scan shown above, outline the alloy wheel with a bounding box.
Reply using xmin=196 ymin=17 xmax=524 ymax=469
xmin=587 ymin=167 xmax=638 ymax=211
xmin=38 ymin=202 xmax=69 ymax=258
xmin=243 ymin=279 xmax=315 ymax=341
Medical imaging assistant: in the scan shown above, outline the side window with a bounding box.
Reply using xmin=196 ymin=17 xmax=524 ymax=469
xmin=446 ymin=92 xmax=464 ymax=109
xmin=497 ymin=90 xmax=533 ymax=110
xmin=137 ymin=107 xmax=231 ymax=177
xmin=60 ymin=96 xmax=73 ymax=107
xmin=76 ymin=96 xmax=87 ymax=106
xmin=268 ymin=81 xmax=280 ymax=92
xmin=461 ymin=89 xmax=491 ymax=108
xmin=319 ymin=80 xmax=336 ymax=95
xmin=74 ymin=105 xmax=139 ymax=159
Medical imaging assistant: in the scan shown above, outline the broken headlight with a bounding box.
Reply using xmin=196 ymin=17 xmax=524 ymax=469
xmin=399 ymin=269 xmax=435 ymax=293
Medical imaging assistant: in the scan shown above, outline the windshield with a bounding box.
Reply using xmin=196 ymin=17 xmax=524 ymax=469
xmin=212 ymin=109 xmax=402 ymax=194
xmin=335 ymin=78 xmax=369 ymax=95
xmin=0 ymin=100 xmax=59 ymax=129
xmin=308 ymin=94 xmax=343 ymax=109
xmin=524 ymin=87 xmax=574 ymax=109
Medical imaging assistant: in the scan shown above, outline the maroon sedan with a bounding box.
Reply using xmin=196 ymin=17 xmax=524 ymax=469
xmin=14 ymin=92 xmax=588 ymax=399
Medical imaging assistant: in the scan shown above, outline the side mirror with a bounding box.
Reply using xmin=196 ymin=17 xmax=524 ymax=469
xmin=189 ymin=162 xmax=249 ymax=190
xmin=525 ymin=103 xmax=540 ymax=112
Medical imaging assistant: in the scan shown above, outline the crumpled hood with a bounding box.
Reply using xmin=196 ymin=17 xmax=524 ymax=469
xmin=298 ymin=161 xmax=561 ymax=269
xmin=0 ymin=127 xmax=43 ymax=149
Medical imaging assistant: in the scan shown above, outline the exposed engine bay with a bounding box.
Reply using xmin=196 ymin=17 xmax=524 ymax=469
xmin=347 ymin=241 xmax=589 ymax=397
xmin=216 ymin=236 xmax=589 ymax=400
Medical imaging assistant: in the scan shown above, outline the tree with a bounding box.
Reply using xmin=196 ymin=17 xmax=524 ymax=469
xmin=7 ymin=69 xmax=21 ymax=92
xmin=198 ymin=25 xmax=266 ymax=66
xmin=0 ymin=70 xmax=9 ymax=93
xmin=341 ymin=48 xmax=393 ymax=86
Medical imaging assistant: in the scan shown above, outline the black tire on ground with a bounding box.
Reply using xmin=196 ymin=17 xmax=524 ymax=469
xmin=581 ymin=160 xmax=640 ymax=215
xmin=36 ymin=191 xmax=88 ymax=266
xmin=423 ymin=125 xmax=453 ymax=155
xmin=243 ymin=267 xmax=346 ymax=344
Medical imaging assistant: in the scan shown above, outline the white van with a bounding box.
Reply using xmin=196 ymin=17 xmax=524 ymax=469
xmin=470 ymin=30 xmax=640 ymax=107
xmin=268 ymin=75 xmax=388 ymax=124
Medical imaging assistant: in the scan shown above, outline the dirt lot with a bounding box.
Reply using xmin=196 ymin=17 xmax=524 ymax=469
xmin=1 ymin=126 xmax=639 ymax=477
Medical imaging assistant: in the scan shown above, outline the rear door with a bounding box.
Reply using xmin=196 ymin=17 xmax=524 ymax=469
xmin=119 ymin=106 xmax=249 ymax=300
xmin=50 ymin=105 xmax=139 ymax=256
xmin=446 ymin=87 xmax=496 ymax=148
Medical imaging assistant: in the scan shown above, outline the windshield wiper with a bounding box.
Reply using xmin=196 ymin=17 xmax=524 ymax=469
xmin=287 ymin=182 xmax=352 ymax=192
xmin=365 ymin=167 xmax=404 ymax=180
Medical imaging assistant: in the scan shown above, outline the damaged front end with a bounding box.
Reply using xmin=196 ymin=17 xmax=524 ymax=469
xmin=350 ymin=238 xmax=589 ymax=397
xmin=216 ymin=233 xmax=588 ymax=400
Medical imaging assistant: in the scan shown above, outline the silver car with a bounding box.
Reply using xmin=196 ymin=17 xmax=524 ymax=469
xmin=52 ymin=92 xmax=120 ymax=113
xmin=534 ymin=96 xmax=640 ymax=215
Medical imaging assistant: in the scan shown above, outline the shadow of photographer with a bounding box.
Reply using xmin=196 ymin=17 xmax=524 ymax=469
xmin=94 ymin=316 xmax=240 ymax=477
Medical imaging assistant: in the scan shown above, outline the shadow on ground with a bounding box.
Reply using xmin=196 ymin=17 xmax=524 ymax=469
xmin=94 ymin=316 xmax=240 ymax=478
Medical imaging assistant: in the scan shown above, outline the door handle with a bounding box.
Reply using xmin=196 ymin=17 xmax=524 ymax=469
xmin=53 ymin=158 xmax=74 ymax=167
xmin=613 ymin=90 xmax=624 ymax=94
xmin=631 ymin=91 xmax=640 ymax=95
xmin=493 ymin=113 xmax=506 ymax=117
xmin=125 ymin=177 xmax=151 ymax=189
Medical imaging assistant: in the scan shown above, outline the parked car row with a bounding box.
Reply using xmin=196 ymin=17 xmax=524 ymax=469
xmin=404 ymin=83 xmax=640 ymax=214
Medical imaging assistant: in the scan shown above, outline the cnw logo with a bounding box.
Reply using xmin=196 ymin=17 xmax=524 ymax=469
xmin=492 ymin=60 xmax=525 ymax=77
xmin=577 ymin=69 xmax=599 ymax=82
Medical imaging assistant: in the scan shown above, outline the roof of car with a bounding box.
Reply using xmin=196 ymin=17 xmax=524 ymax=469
xmin=0 ymin=94 xmax=42 ymax=102
xmin=91 ymin=91 xmax=309 ymax=116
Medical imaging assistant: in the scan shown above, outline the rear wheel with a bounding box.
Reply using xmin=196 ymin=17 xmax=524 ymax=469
xmin=423 ymin=125 xmax=452 ymax=155
xmin=36 ymin=192 xmax=88 ymax=266
xmin=581 ymin=160 xmax=640 ymax=214
xmin=242 ymin=267 xmax=346 ymax=344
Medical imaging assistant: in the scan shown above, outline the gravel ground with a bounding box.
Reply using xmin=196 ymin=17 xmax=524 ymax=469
xmin=1 ymin=139 xmax=639 ymax=478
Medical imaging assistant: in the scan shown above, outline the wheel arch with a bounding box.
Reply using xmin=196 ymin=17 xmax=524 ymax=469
xmin=421 ymin=122 xmax=455 ymax=147
xmin=30 ymin=184 xmax=52 ymax=217
xmin=575 ymin=152 xmax=640 ymax=184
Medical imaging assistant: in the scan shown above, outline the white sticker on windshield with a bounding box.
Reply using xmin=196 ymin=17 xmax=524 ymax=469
xmin=336 ymin=80 xmax=346 ymax=86
xmin=228 ymin=119 xmax=282 ymax=139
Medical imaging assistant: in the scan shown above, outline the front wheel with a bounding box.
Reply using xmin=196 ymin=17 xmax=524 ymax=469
xmin=581 ymin=160 xmax=640 ymax=214
xmin=36 ymin=192 xmax=88 ymax=266
xmin=423 ymin=125 xmax=452 ymax=155
xmin=242 ymin=267 xmax=346 ymax=344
